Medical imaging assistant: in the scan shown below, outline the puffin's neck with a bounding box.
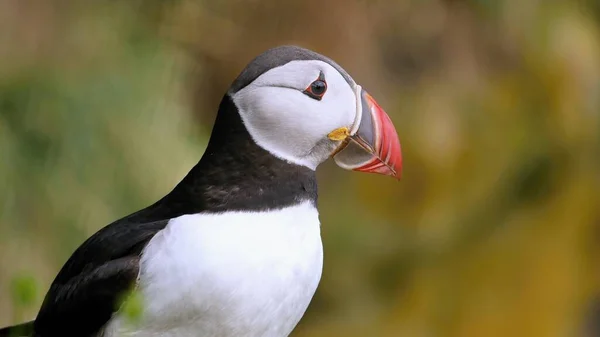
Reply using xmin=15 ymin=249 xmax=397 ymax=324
xmin=131 ymin=95 xmax=318 ymax=222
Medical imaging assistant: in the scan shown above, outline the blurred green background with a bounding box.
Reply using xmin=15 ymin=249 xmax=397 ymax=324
xmin=1 ymin=0 xmax=600 ymax=336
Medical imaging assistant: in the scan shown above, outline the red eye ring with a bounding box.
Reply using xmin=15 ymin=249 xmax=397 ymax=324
xmin=303 ymin=72 xmax=327 ymax=101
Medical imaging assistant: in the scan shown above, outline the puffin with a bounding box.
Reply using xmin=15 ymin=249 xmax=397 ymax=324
xmin=0 ymin=45 xmax=402 ymax=337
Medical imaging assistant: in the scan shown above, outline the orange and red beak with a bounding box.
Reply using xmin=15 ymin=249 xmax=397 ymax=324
xmin=332 ymin=86 xmax=402 ymax=179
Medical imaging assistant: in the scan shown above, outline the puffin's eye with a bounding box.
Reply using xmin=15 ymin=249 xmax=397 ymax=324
xmin=303 ymin=72 xmax=327 ymax=101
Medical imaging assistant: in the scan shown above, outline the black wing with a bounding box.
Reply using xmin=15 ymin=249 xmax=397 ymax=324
xmin=31 ymin=216 xmax=169 ymax=337
xmin=4 ymin=156 xmax=212 ymax=337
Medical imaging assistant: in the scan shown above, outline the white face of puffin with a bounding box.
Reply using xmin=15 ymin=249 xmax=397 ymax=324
xmin=231 ymin=58 xmax=403 ymax=178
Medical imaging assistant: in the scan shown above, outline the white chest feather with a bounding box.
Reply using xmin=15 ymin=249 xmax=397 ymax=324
xmin=104 ymin=201 xmax=323 ymax=337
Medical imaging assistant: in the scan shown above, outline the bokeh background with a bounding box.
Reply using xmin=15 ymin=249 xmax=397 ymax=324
xmin=1 ymin=0 xmax=600 ymax=336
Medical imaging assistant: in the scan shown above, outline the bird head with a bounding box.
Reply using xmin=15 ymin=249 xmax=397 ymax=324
xmin=228 ymin=46 xmax=402 ymax=179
